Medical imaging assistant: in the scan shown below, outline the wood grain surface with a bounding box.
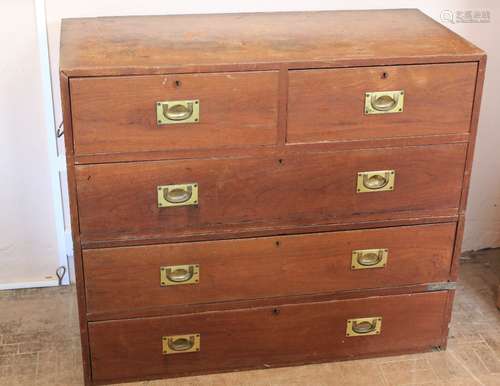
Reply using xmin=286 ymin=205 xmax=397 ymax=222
xmin=288 ymin=63 xmax=477 ymax=143
xmin=58 ymin=10 xmax=486 ymax=385
xmin=83 ymin=223 xmax=456 ymax=316
xmin=88 ymin=291 xmax=449 ymax=382
xmin=75 ymin=144 xmax=466 ymax=245
xmin=70 ymin=72 xmax=279 ymax=156
xmin=59 ymin=72 xmax=92 ymax=385
xmin=60 ymin=10 xmax=483 ymax=76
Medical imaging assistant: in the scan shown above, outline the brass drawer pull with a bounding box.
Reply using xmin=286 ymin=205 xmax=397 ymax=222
xmin=165 ymin=186 xmax=192 ymax=203
xmin=371 ymin=94 xmax=397 ymax=111
xmin=160 ymin=264 xmax=199 ymax=286
xmin=167 ymin=267 xmax=194 ymax=282
xmin=363 ymin=172 xmax=389 ymax=189
xmin=157 ymin=183 xmax=198 ymax=208
xmin=346 ymin=317 xmax=382 ymax=337
xmin=163 ymin=102 xmax=194 ymax=121
xmin=156 ymin=99 xmax=199 ymax=125
xmin=162 ymin=334 xmax=200 ymax=355
xmin=357 ymin=170 xmax=395 ymax=193
xmin=365 ymin=90 xmax=404 ymax=114
xmin=351 ymin=249 xmax=388 ymax=270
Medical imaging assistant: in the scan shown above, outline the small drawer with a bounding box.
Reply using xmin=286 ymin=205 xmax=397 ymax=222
xmin=287 ymin=63 xmax=477 ymax=143
xmin=83 ymin=223 xmax=455 ymax=316
xmin=70 ymin=71 xmax=279 ymax=156
xmin=76 ymin=143 xmax=466 ymax=245
xmin=88 ymin=291 xmax=449 ymax=381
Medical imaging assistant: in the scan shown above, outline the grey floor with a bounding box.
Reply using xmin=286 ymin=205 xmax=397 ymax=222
xmin=1 ymin=250 xmax=499 ymax=386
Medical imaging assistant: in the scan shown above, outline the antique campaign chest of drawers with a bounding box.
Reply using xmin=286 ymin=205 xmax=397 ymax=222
xmin=59 ymin=9 xmax=485 ymax=385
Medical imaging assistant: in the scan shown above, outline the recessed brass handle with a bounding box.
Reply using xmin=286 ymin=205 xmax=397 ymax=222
xmin=346 ymin=317 xmax=382 ymax=337
xmin=357 ymin=170 xmax=395 ymax=193
xmin=163 ymin=102 xmax=194 ymax=121
xmin=167 ymin=266 xmax=194 ymax=282
xmin=162 ymin=334 xmax=200 ymax=355
xmin=351 ymin=249 xmax=388 ymax=270
xmin=168 ymin=336 xmax=194 ymax=351
xmin=156 ymin=99 xmax=200 ymax=125
xmin=160 ymin=264 xmax=199 ymax=286
xmin=164 ymin=185 xmax=192 ymax=204
xmin=352 ymin=320 xmax=378 ymax=334
xmin=371 ymin=94 xmax=397 ymax=111
xmin=358 ymin=251 xmax=382 ymax=266
xmin=157 ymin=183 xmax=198 ymax=208
xmin=363 ymin=172 xmax=389 ymax=189
xmin=365 ymin=90 xmax=404 ymax=114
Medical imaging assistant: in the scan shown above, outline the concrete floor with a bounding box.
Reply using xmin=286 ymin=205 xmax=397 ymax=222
xmin=1 ymin=250 xmax=499 ymax=386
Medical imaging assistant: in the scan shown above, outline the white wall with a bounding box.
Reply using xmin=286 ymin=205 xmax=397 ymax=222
xmin=0 ymin=0 xmax=61 ymax=288
xmin=45 ymin=0 xmax=499 ymax=251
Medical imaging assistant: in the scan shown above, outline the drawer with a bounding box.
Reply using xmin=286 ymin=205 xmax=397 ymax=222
xmin=88 ymin=291 xmax=449 ymax=381
xmin=70 ymin=71 xmax=279 ymax=156
xmin=76 ymin=143 xmax=466 ymax=245
xmin=287 ymin=63 xmax=477 ymax=143
xmin=83 ymin=223 xmax=455 ymax=316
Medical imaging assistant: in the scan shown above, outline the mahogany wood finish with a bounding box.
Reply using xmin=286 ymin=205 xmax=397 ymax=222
xmin=59 ymin=72 xmax=93 ymax=384
xmin=88 ymin=291 xmax=449 ymax=382
xmin=60 ymin=10 xmax=483 ymax=77
xmin=73 ymin=133 xmax=471 ymax=165
xmin=83 ymin=223 xmax=455 ymax=316
xmin=59 ymin=9 xmax=485 ymax=385
xmin=76 ymin=143 xmax=466 ymax=245
xmin=458 ymin=58 xmax=487 ymax=213
xmin=288 ymin=63 xmax=477 ymax=143
xmin=70 ymin=72 xmax=279 ymax=155
xmin=86 ymin=282 xmax=455 ymax=324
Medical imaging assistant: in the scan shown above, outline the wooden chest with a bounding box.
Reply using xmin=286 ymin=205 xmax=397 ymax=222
xmin=59 ymin=10 xmax=486 ymax=385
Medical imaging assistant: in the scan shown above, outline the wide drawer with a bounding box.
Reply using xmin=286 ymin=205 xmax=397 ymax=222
xmin=70 ymin=71 xmax=279 ymax=156
xmin=88 ymin=291 xmax=449 ymax=381
xmin=76 ymin=143 xmax=466 ymax=245
xmin=287 ymin=63 xmax=477 ymax=143
xmin=83 ymin=223 xmax=455 ymax=316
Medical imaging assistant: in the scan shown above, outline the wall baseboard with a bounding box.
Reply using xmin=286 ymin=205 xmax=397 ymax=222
xmin=0 ymin=279 xmax=59 ymax=291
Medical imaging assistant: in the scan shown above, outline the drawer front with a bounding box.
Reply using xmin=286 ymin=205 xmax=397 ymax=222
xmin=84 ymin=223 xmax=455 ymax=315
xmin=288 ymin=63 xmax=477 ymax=143
xmin=89 ymin=291 xmax=448 ymax=381
xmin=76 ymin=143 xmax=466 ymax=244
xmin=70 ymin=71 xmax=279 ymax=156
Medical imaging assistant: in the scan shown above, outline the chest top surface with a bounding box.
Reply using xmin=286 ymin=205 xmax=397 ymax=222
xmin=60 ymin=9 xmax=483 ymax=76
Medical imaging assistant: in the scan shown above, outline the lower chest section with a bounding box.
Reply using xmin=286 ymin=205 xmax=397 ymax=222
xmin=65 ymin=60 xmax=478 ymax=384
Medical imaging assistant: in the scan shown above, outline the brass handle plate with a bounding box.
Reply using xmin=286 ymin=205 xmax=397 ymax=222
xmin=157 ymin=183 xmax=198 ymax=208
xmin=162 ymin=334 xmax=200 ymax=355
xmin=156 ymin=99 xmax=200 ymax=125
xmin=351 ymin=249 xmax=388 ymax=270
xmin=346 ymin=317 xmax=382 ymax=337
xmin=365 ymin=90 xmax=404 ymax=115
xmin=160 ymin=264 xmax=200 ymax=286
xmin=357 ymin=170 xmax=395 ymax=193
